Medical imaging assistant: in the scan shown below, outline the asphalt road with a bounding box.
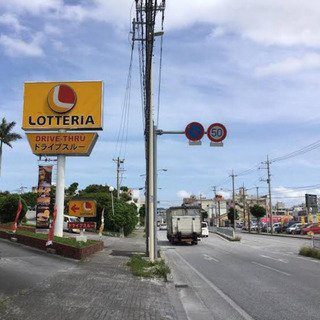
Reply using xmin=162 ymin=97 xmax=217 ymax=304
xmin=159 ymin=230 xmax=320 ymax=320
xmin=0 ymin=239 xmax=78 ymax=300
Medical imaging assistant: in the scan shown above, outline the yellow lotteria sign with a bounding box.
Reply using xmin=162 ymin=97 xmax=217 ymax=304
xmin=26 ymin=132 xmax=98 ymax=156
xmin=69 ymin=199 xmax=96 ymax=217
xmin=22 ymin=81 xmax=103 ymax=131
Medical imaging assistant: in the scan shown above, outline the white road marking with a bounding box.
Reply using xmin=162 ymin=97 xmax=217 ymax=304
xmin=310 ymin=259 xmax=320 ymax=264
xmin=260 ymin=254 xmax=288 ymax=263
xmin=203 ymin=254 xmax=219 ymax=262
xmin=173 ymin=250 xmax=255 ymax=320
xmin=251 ymin=261 xmax=291 ymax=276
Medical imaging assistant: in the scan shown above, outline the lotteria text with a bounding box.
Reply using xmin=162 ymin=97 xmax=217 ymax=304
xmin=28 ymin=115 xmax=95 ymax=126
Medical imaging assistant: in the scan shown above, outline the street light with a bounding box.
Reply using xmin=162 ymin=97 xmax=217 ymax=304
xmin=109 ymin=186 xmax=115 ymax=216
xmin=140 ymin=168 xmax=167 ymax=176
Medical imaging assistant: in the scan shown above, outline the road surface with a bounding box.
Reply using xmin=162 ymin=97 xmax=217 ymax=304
xmin=159 ymin=230 xmax=320 ymax=320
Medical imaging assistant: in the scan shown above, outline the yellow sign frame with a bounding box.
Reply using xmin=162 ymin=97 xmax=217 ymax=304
xmin=22 ymin=81 xmax=103 ymax=131
xmin=69 ymin=199 xmax=97 ymax=217
xmin=26 ymin=132 xmax=98 ymax=156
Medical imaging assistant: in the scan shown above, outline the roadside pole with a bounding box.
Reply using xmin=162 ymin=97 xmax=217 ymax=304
xmin=231 ymin=170 xmax=236 ymax=230
xmin=54 ymin=130 xmax=66 ymax=237
xmin=153 ymin=125 xmax=158 ymax=259
xmin=267 ymin=156 xmax=273 ymax=235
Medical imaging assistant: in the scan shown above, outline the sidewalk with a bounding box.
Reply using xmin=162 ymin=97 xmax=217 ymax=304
xmin=0 ymin=229 xmax=186 ymax=320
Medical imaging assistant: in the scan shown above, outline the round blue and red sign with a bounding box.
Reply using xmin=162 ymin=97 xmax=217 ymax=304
xmin=207 ymin=123 xmax=227 ymax=142
xmin=185 ymin=122 xmax=205 ymax=141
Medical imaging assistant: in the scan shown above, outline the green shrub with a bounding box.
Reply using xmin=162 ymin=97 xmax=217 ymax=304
xmin=299 ymin=246 xmax=320 ymax=259
xmin=0 ymin=194 xmax=27 ymax=224
xmin=127 ymin=254 xmax=170 ymax=281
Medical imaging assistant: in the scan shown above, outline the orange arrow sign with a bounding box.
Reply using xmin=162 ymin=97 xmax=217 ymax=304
xmin=71 ymin=204 xmax=80 ymax=213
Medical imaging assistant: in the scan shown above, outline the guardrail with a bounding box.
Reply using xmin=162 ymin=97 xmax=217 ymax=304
xmin=312 ymin=237 xmax=320 ymax=249
xmin=217 ymin=227 xmax=235 ymax=238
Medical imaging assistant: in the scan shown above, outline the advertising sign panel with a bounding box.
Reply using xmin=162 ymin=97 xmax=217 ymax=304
xmin=69 ymin=199 xmax=97 ymax=217
xmin=36 ymin=165 xmax=53 ymax=233
xmin=22 ymin=81 xmax=103 ymax=131
xmin=26 ymin=132 xmax=98 ymax=156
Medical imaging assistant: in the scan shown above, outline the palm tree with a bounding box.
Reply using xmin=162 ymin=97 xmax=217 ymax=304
xmin=0 ymin=118 xmax=22 ymax=176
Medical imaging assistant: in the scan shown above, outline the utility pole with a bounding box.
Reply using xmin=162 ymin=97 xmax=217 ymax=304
xmin=259 ymin=158 xmax=273 ymax=234
xmin=213 ymin=186 xmax=217 ymax=226
xmin=113 ymin=157 xmax=124 ymax=200
xmin=266 ymin=155 xmax=273 ymax=235
xmin=256 ymin=186 xmax=259 ymax=204
xmin=242 ymin=184 xmax=249 ymax=232
xmin=133 ymin=0 xmax=165 ymax=261
xmin=230 ymin=171 xmax=237 ymax=230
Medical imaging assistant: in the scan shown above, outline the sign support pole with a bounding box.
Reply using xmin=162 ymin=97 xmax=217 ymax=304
xmin=54 ymin=129 xmax=66 ymax=237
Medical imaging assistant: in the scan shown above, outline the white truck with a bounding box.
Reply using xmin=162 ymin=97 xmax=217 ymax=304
xmin=166 ymin=205 xmax=202 ymax=245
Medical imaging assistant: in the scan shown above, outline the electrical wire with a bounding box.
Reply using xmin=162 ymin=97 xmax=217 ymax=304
xmin=271 ymin=139 xmax=320 ymax=163
xmin=156 ymin=8 xmax=165 ymax=127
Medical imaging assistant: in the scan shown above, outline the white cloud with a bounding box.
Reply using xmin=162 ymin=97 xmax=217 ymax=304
xmin=165 ymin=0 xmax=320 ymax=47
xmin=255 ymin=53 xmax=320 ymax=77
xmin=273 ymin=186 xmax=320 ymax=203
xmin=0 ymin=13 xmax=26 ymax=33
xmin=0 ymin=0 xmax=61 ymax=15
xmin=177 ymin=190 xmax=191 ymax=199
xmin=0 ymin=34 xmax=44 ymax=57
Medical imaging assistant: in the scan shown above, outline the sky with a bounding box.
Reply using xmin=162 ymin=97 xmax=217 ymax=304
xmin=1 ymin=0 xmax=320 ymax=208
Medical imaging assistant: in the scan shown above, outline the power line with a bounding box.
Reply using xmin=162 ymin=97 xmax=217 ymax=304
xmin=271 ymin=139 xmax=320 ymax=163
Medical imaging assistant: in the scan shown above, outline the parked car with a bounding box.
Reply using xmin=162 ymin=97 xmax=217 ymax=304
xmin=201 ymin=222 xmax=209 ymax=237
xmin=236 ymin=221 xmax=244 ymax=228
xmin=159 ymin=223 xmax=167 ymax=230
xmin=250 ymin=224 xmax=258 ymax=231
xmin=273 ymin=222 xmax=282 ymax=233
xmin=302 ymin=225 xmax=320 ymax=235
xmin=286 ymin=223 xmax=301 ymax=234
xmin=289 ymin=223 xmax=304 ymax=234
xmin=282 ymin=221 xmax=299 ymax=233
xmin=63 ymin=215 xmax=81 ymax=233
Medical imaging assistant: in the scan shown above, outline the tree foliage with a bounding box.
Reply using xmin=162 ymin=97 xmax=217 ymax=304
xmin=0 ymin=118 xmax=22 ymax=176
xmin=80 ymin=188 xmax=139 ymax=236
xmin=21 ymin=192 xmax=37 ymax=208
xmin=228 ymin=207 xmax=239 ymax=222
xmin=139 ymin=204 xmax=145 ymax=226
xmin=249 ymin=205 xmax=266 ymax=219
xmin=0 ymin=194 xmax=27 ymax=224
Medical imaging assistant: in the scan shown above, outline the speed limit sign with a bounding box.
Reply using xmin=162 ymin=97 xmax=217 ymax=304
xmin=207 ymin=123 xmax=227 ymax=142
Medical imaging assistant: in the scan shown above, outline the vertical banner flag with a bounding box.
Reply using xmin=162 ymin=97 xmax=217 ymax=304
xmin=36 ymin=165 xmax=53 ymax=233
xmin=99 ymin=208 xmax=105 ymax=239
xmin=317 ymin=214 xmax=320 ymax=227
xmin=309 ymin=214 xmax=313 ymax=226
xmin=46 ymin=205 xmax=57 ymax=246
xmin=12 ymin=198 xmax=22 ymax=234
xmin=301 ymin=216 xmax=305 ymax=226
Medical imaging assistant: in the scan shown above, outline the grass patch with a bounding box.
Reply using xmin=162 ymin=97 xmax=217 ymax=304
xmin=127 ymin=254 xmax=170 ymax=281
xmin=1 ymin=228 xmax=98 ymax=248
xmin=230 ymin=236 xmax=241 ymax=241
xmin=299 ymin=246 xmax=320 ymax=259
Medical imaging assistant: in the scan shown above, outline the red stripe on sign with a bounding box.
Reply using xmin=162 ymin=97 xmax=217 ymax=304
xmin=58 ymin=85 xmax=76 ymax=104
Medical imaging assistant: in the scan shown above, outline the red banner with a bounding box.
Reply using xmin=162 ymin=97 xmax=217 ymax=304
xmin=46 ymin=205 xmax=57 ymax=246
xmin=12 ymin=199 xmax=22 ymax=234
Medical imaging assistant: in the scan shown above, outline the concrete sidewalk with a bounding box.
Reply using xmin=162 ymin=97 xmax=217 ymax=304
xmin=0 ymin=229 xmax=186 ymax=320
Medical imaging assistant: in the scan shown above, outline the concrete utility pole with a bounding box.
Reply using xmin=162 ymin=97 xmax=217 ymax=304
xmin=213 ymin=186 xmax=217 ymax=226
xmin=230 ymin=170 xmax=237 ymax=230
xmin=256 ymin=187 xmax=259 ymax=204
xmin=266 ymin=155 xmax=273 ymax=235
xmin=55 ymin=129 xmax=66 ymax=237
xmin=113 ymin=157 xmax=124 ymax=200
xmin=242 ymin=184 xmax=249 ymax=232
